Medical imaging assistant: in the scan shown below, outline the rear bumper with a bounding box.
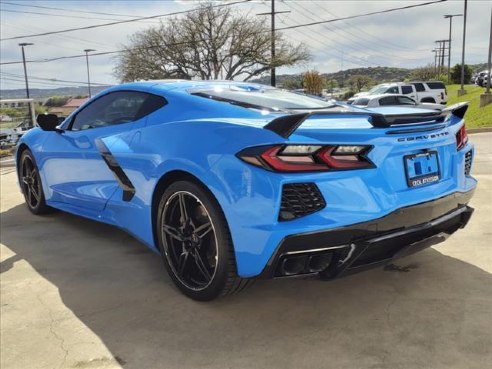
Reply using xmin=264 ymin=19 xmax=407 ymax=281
xmin=259 ymin=189 xmax=474 ymax=279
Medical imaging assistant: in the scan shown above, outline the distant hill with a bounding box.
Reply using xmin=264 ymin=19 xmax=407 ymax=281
xmin=0 ymin=85 xmax=112 ymax=100
xmin=1 ymin=63 xmax=488 ymax=98
xmin=470 ymin=63 xmax=488 ymax=73
xmin=252 ymin=67 xmax=413 ymax=87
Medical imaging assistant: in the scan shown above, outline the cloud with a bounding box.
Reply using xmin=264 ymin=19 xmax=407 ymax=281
xmin=0 ymin=0 xmax=489 ymax=89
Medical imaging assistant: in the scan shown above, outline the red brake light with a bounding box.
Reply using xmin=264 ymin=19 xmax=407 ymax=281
xmin=456 ymin=124 xmax=468 ymax=151
xmin=317 ymin=146 xmax=373 ymax=169
xmin=238 ymin=145 xmax=374 ymax=172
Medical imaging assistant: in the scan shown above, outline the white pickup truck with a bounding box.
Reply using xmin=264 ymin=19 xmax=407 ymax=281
xmin=351 ymin=81 xmax=447 ymax=105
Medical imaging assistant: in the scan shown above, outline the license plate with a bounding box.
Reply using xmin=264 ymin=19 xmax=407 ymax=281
xmin=404 ymin=151 xmax=440 ymax=187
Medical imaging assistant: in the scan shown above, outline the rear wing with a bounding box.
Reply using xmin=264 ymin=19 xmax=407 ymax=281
xmin=264 ymin=102 xmax=468 ymax=139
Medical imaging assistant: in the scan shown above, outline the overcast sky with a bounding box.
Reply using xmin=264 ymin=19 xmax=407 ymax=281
xmin=0 ymin=0 xmax=489 ymax=90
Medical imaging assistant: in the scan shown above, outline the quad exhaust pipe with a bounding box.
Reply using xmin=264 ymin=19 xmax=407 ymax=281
xmin=279 ymin=253 xmax=333 ymax=276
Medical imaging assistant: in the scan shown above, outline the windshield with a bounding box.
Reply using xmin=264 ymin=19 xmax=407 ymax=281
xmin=191 ymin=86 xmax=334 ymax=110
xmin=368 ymin=85 xmax=391 ymax=95
xmin=353 ymin=98 xmax=370 ymax=106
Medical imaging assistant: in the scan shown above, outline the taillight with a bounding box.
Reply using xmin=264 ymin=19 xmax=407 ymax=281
xmin=237 ymin=144 xmax=374 ymax=172
xmin=456 ymin=124 xmax=468 ymax=150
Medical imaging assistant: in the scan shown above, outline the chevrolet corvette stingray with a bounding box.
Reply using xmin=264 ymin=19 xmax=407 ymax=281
xmin=17 ymin=81 xmax=476 ymax=300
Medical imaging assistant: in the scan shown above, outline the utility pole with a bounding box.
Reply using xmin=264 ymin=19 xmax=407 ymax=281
xmin=18 ymin=43 xmax=33 ymax=99
xmin=19 ymin=42 xmax=34 ymax=126
xmin=257 ymin=0 xmax=290 ymax=87
xmin=459 ymin=0 xmax=468 ymax=96
xmin=479 ymin=6 xmax=492 ymax=107
xmin=84 ymin=49 xmax=96 ymax=98
xmin=486 ymin=7 xmax=492 ymax=95
xmin=441 ymin=42 xmax=446 ymax=72
xmin=444 ymin=14 xmax=463 ymax=83
xmin=435 ymin=40 xmax=449 ymax=77
xmin=432 ymin=49 xmax=438 ymax=76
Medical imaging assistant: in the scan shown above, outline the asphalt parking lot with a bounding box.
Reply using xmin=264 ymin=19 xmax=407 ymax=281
xmin=1 ymin=133 xmax=491 ymax=369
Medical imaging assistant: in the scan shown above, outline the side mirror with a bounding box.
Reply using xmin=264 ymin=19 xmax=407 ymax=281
xmin=37 ymin=114 xmax=60 ymax=131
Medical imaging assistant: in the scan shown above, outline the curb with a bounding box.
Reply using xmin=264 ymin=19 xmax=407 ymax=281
xmin=468 ymin=128 xmax=492 ymax=134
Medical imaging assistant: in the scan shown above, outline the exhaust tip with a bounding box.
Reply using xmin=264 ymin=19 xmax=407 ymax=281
xmin=280 ymin=256 xmax=307 ymax=276
xmin=307 ymin=254 xmax=333 ymax=273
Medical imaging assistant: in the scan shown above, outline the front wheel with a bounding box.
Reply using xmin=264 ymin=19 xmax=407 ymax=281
xmin=156 ymin=180 xmax=252 ymax=301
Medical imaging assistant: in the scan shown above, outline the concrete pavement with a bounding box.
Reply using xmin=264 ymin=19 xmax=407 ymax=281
xmin=1 ymin=134 xmax=491 ymax=369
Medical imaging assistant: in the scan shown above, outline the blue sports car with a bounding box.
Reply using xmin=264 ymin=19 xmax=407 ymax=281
xmin=17 ymin=81 xmax=476 ymax=300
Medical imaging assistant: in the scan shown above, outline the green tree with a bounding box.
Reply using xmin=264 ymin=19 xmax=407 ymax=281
xmin=44 ymin=96 xmax=69 ymax=107
xmin=409 ymin=64 xmax=436 ymax=81
xmin=115 ymin=4 xmax=309 ymax=82
xmin=450 ymin=64 xmax=472 ymax=84
xmin=347 ymin=75 xmax=373 ymax=92
xmin=325 ymin=79 xmax=338 ymax=94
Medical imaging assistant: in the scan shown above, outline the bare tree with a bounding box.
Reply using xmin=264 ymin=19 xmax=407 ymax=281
xmin=303 ymin=71 xmax=325 ymax=96
xmin=115 ymin=4 xmax=309 ymax=82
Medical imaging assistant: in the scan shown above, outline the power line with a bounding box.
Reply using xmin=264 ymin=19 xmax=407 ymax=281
xmin=315 ymin=2 xmax=430 ymax=53
xmin=278 ymin=7 xmax=385 ymax=67
xmin=293 ymin=2 xmax=428 ymax=59
xmin=1 ymin=21 xmax=117 ymax=49
xmin=0 ymin=40 xmax=200 ymax=65
xmin=0 ymin=0 xmax=449 ymax=67
xmin=277 ymin=0 xmax=447 ymax=31
xmin=0 ymin=8 xmax=139 ymax=22
xmin=0 ymin=0 xmax=252 ymax=42
xmin=1 ymin=71 xmax=109 ymax=86
xmin=0 ymin=1 xmax=147 ymax=18
xmin=1 ymin=76 xmax=84 ymax=88
xmin=276 ymin=15 xmax=376 ymax=69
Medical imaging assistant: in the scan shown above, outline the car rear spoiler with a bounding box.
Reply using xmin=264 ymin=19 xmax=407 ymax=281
xmin=264 ymin=102 xmax=469 ymax=139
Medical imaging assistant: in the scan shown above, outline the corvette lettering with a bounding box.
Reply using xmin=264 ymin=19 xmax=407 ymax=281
xmin=397 ymin=132 xmax=449 ymax=142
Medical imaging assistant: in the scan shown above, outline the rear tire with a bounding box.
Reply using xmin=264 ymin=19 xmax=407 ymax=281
xmin=156 ymin=180 xmax=252 ymax=301
xmin=18 ymin=149 xmax=54 ymax=215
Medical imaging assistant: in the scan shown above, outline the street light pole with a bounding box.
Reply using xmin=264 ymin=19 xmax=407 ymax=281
xmin=18 ymin=43 xmax=33 ymax=99
xmin=444 ymin=14 xmax=463 ymax=83
xmin=486 ymin=6 xmax=492 ymax=95
xmin=459 ymin=0 xmax=468 ymax=95
xmin=84 ymin=49 xmax=95 ymax=98
xmin=479 ymin=6 xmax=492 ymax=107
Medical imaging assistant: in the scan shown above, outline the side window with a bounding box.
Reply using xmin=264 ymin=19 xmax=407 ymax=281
xmin=379 ymin=96 xmax=397 ymax=106
xmin=385 ymin=87 xmax=398 ymax=94
xmin=397 ymin=96 xmax=416 ymax=105
xmin=401 ymin=86 xmax=413 ymax=95
xmin=413 ymin=83 xmax=425 ymax=92
xmin=70 ymin=91 xmax=166 ymax=131
xmin=426 ymin=82 xmax=445 ymax=89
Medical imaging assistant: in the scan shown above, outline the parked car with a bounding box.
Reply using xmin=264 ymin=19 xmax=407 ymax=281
xmin=352 ymin=94 xmax=444 ymax=110
xmin=408 ymin=81 xmax=447 ymax=104
xmin=476 ymin=71 xmax=490 ymax=87
xmin=351 ymin=81 xmax=447 ymax=104
xmin=0 ymin=120 xmax=34 ymax=147
xmin=17 ymin=80 xmax=476 ymax=300
xmin=475 ymin=70 xmax=489 ymax=87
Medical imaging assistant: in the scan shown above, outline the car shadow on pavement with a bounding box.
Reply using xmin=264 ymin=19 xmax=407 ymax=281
xmin=1 ymin=204 xmax=491 ymax=369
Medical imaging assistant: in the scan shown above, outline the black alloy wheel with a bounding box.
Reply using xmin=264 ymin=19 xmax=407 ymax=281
xmin=19 ymin=150 xmax=53 ymax=215
xmin=156 ymin=180 xmax=253 ymax=301
xmin=161 ymin=191 xmax=217 ymax=290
